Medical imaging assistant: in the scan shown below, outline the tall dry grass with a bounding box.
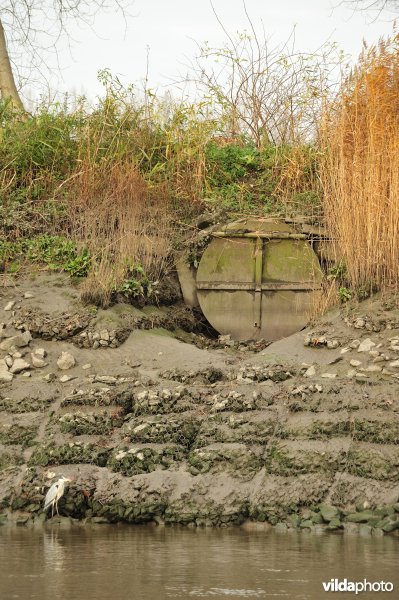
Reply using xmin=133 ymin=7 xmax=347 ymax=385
xmin=321 ymin=36 xmax=399 ymax=293
xmin=64 ymin=161 xmax=175 ymax=306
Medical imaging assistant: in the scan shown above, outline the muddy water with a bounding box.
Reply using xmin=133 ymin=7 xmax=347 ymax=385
xmin=0 ymin=526 xmax=397 ymax=600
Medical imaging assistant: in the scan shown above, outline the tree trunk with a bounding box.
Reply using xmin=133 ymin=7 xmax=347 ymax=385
xmin=0 ymin=18 xmax=25 ymax=111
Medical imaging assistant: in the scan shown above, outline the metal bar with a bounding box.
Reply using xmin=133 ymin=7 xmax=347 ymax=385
xmin=196 ymin=281 xmax=321 ymax=291
xmin=212 ymin=231 xmax=308 ymax=240
xmin=253 ymin=237 xmax=263 ymax=328
xmin=196 ymin=282 xmax=254 ymax=291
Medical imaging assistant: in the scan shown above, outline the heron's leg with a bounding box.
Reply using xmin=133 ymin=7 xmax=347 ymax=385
xmin=56 ymin=499 xmax=59 ymax=516
xmin=51 ymin=503 xmax=54 ymax=518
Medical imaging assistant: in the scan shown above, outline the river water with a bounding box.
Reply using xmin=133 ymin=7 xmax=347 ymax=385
xmin=0 ymin=525 xmax=397 ymax=599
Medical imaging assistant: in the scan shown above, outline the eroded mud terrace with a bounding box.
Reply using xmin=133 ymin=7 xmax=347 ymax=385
xmin=0 ymin=274 xmax=398 ymax=535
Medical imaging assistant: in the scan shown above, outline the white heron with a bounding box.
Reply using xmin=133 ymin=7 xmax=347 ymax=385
xmin=43 ymin=476 xmax=71 ymax=517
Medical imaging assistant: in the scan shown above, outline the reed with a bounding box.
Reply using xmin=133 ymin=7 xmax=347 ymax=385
xmin=320 ymin=36 xmax=399 ymax=293
xmin=66 ymin=160 xmax=175 ymax=307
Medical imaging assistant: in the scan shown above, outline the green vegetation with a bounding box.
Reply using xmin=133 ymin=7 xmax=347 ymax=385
xmin=1 ymin=33 xmax=398 ymax=306
xmin=205 ymin=143 xmax=320 ymax=213
xmin=0 ymin=235 xmax=90 ymax=277
xmin=0 ymin=82 xmax=320 ymax=305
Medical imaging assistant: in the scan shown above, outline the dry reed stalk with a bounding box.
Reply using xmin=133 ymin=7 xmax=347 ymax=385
xmin=320 ymin=36 xmax=399 ymax=293
xmin=64 ymin=160 xmax=175 ymax=305
xmin=310 ymin=279 xmax=340 ymax=320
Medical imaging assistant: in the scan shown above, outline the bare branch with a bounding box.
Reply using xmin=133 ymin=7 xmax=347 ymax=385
xmin=187 ymin=14 xmax=343 ymax=148
xmin=342 ymin=0 xmax=399 ymax=15
xmin=0 ymin=0 xmax=131 ymax=108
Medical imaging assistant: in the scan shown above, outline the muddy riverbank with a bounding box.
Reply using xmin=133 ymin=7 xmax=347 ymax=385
xmin=0 ymin=273 xmax=398 ymax=535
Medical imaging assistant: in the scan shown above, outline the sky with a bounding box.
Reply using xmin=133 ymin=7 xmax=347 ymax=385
xmin=19 ymin=0 xmax=396 ymax=102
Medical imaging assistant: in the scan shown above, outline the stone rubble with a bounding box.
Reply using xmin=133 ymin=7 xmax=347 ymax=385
xmin=9 ymin=358 xmax=31 ymax=374
xmin=0 ymin=280 xmax=399 ymax=533
xmin=56 ymin=352 xmax=76 ymax=370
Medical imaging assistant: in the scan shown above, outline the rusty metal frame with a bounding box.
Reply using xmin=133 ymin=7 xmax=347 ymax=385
xmin=196 ymin=281 xmax=320 ymax=291
xmin=212 ymin=231 xmax=308 ymax=240
xmin=253 ymin=237 xmax=263 ymax=328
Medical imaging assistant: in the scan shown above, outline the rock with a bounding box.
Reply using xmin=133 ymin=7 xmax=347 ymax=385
xmin=43 ymin=373 xmax=57 ymax=382
xmin=354 ymin=318 xmax=365 ymax=329
xmin=389 ymin=359 xmax=399 ymax=368
xmin=304 ymin=365 xmax=316 ymax=378
xmin=350 ymin=359 xmax=362 ymax=367
xmin=319 ymin=504 xmax=339 ymax=522
xmin=382 ymin=368 xmax=394 ymax=376
xmin=31 ymin=354 xmax=47 ymax=368
xmin=33 ymin=348 xmax=46 ymax=359
xmin=287 ymin=514 xmax=301 ymax=528
xmin=349 ymin=340 xmax=361 ymax=349
xmin=372 ymin=356 xmax=385 ymax=363
xmin=57 ymin=352 xmax=76 ymax=370
xmin=364 ymin=364 xmax=382 ymax=373
xmin=94 ymin=375 xmax=117 ymax=384
xmin=23 ymin=292 xmax=34 ymax=299
xmin=0 ymin=332 xmax=32 ymax=351
xmin=357 ymin=338 xmax=376 ymax=352
xmin=311 ymin=512 xmax=323 ymax=524
xmin=100 ymin=330 xmax=110 ymax=341
xmin=0 ymin=370 xmax=13 ymax=382
xmin=327 ymin=518 xmax=342 ymax=530
xmin=92 ymin=341 xmax=100 ymax=349
xmin=10 ymin=358 xmax=30 ymax=374
xmin=381 ymin=520 xmax=399 ymax=533
xmin=22 ymin=330 xmax=32 ymax=344
xmin=346 ymin=369 xmax=356 ymax=378
xmin=343 ymin=522 xmax=359 ymax=534
xmin=82 ymin=363 xmax=92 ymax=370
xmin=301 ymin=509 xmax=312 ymax=520
xmin=359 ymin=524 xmax=372 ymax=536
xmin=59 ymin=375 xmax=73 ymax=383
xmin=4 ymin=356 xmax=13 ymax=367
xmin=4 ymin=301 xmax=15 ymax=311
xmin=355 ymin=373 xmax=369 ymax=381
xmin=327 ymin=340 xmax=339 ymax=349
xmin=0 ymin=358 xmax=9 ymax=370
xmin=22 ymin=372 xmax=31 ymax=377
xmin=345 ymin=511 xmax=374 ymax=523
xmin=321 ymin=373 xmax=336 ymax=379
xmin=340 ymin=347 xmax=350 ymax=354
xmin=300 ymin=519 xmax=313 ymax=529
xmin=369 ymin=350 xmax=380 ymax=358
